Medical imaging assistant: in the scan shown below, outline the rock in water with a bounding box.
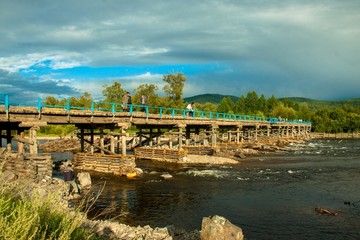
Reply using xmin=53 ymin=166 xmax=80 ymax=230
xmin=160 ymin=173 xmax=173 ymax=179
xmin=201 ymin=215 xmax=244 ymax=240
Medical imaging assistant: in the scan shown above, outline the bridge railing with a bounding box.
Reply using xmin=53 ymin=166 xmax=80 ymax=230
xmin=0 ymin=92 xmax=10 ymax=111
xmin=0 ymin=94 xmax=312 ymax=125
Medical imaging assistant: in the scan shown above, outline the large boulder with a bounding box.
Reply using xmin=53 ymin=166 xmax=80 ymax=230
xmin=77 ymin=172 xmax=92 ymax=189
xmin=201 ymin=215 xmax=244 ymax=240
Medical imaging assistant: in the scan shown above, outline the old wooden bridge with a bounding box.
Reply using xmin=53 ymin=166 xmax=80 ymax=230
xmin=1 ymin=93 xmax=311 ymax=157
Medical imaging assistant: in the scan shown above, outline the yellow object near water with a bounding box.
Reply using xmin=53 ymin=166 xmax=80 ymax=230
xmin=126 ymin=172 xmax=137 ymax=179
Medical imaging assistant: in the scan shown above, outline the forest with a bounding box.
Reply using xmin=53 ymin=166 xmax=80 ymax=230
xmin=41 ymin=73 xmax=360 ymax=135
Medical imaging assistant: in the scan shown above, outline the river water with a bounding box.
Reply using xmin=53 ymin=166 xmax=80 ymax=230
xmin=5 ymin=138 xmax=359 ymax=239
xmin=82 ymin=139 xmax=360 ymax=240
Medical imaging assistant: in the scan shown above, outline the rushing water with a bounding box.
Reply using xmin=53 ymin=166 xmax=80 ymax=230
xmin=83 ymin=139 xmax=360 ymax=240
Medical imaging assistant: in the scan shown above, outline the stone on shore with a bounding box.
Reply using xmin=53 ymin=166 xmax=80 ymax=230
xmin=161 ymin=173 xmax=173 ymax=179
xmin=77 ymin=172 xmax=92 ymax=189
xmin=201 ymin=215 xmax=244 ymax=240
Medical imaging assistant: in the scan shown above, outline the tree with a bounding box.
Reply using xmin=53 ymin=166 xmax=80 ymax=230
xmin=102 ymin=81 xmax=126 ymax=103
xmin=234 ymin=96 xmax=246 ymax=114
xmin=197 ymin=102 xmax=217 ymax=112
xmin=244 ymin=91 xmax=259 ymax=114
xmin=311 ymin=108 xmax=331 ymax=132
xmin=162 ymin=73 xmax=187 ymax=107
xmin=217 ymin=97 xmax=234 ymax=113
xmin=43 ymin=96 xmax=59 ymax=105
xmin=78 ymin=92 xmax=93 ymax=108
xmin=258 ymin=94 xmax=267 ymax=115
xmin=271 ymin=103 xmax=296 ymax=120
xmin=296 ymin=102 xmax=312 ymax=121
xmin=266 ymin=95 xmax=279 ymax=115
xmin=133 ymin=84 xmax=160 ymax=106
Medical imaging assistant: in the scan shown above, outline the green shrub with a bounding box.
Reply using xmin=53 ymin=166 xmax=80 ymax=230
xmin=0 ymin=182 xmax=98 ymax=240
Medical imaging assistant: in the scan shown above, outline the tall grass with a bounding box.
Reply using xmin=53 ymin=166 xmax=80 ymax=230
xmin=0 ymin=181 xmax=99 ymax=240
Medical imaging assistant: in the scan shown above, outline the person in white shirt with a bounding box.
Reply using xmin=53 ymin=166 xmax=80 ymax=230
xmin=186 ymin=102 xmax=194 ymax=117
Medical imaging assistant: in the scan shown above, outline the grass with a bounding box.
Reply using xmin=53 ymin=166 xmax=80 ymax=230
xmin=0 ymin=180 xmax=100 ymax=240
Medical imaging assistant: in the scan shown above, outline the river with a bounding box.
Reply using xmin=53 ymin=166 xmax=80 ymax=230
xmin=79 ymin=139 xmax=360 ymax=240
xmin=6 ymin=138 xmax=359 ymax=239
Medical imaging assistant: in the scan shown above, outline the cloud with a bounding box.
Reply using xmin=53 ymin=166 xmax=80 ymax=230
xmin=0 ymin=69 xmax=81 ymax=104
xmin=0 ymin=0 xmax=359 ymax=102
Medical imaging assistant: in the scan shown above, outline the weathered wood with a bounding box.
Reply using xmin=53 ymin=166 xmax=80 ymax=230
xmin=72 ymin=153 xmax=136 ymax=176
xmin=19 ymin=121 xmax=47 ymax=127
xmin=134 ymin=147 xmax=187 ymax=162
xmin=0 ymin=153 xmax=52 ymax=179
xmin=12 ymin=136 xmax=34 ymax=145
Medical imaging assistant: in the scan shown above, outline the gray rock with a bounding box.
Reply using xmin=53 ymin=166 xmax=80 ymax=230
xmin=161 ymin=173 xmax=173 ymax=179
xmin=201 ymin=215 xmax=244 ymax=240
xmin=77 ymin=172 xmax=92 ymax=189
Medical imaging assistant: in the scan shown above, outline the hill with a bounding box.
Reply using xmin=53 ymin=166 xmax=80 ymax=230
xmin=279 ymin=97 xmax=360 ymax=108
xmin=184 ymin=94 xmax=360 ymax=108
xmin=184 ymin=94 xmax=238 ymax=104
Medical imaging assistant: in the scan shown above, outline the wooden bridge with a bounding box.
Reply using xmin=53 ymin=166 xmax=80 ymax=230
xmin=0 ymin=93 xmax=311 ymax=156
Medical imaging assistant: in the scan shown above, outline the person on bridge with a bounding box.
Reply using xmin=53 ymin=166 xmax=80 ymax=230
xmin=186 ymin=102 xmax=195 ymax=117
xmin=140 ymin=94 xmax=147 ymax=112
xmin=122 ymin=92 xmax=132 ymax=112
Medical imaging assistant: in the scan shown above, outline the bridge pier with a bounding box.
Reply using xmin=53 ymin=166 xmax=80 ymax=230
xmin=178 ymin=124 xmax=184 ymax=149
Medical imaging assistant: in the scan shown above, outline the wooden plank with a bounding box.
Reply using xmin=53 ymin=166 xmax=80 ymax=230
xmin=19 ymin=121 xmax=47 ymax=127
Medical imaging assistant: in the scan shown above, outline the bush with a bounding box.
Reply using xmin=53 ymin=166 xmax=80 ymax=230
xmin=0 ymin=182 xmax=98 ymax=240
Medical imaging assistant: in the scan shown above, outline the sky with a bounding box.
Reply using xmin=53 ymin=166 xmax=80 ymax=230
xmin=0 ymin=0 xmax=359 ymax=105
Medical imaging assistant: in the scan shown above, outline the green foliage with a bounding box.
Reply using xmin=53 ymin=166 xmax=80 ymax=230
xmin=162 ymin=73 xmax=186 ymax=107
xmin=217 ymin=97 xmax=234 ymax=113
xmin=311 ymin=106 xmax=360 ymax=133
xmin=102 ymin=81 xmax=126 ymax=103
xmin=133 ymin=84 xmax=160 ymax=107
xmin=197 ymin=102 xmax=217 ymax=112
xmin=184 ymin=94 xmax=238 ymax=104
xmin=43 ymin=92 xmax=93 ymax=109
xmin=39 ymin=125 xmax=77 ymax=137
xmin=0 ymin=183 xmax=96 ymax=240
xmin=271 ymin=103 xmax=296 ymax=119
xmin=234 ymin=96 xmax=245 ymax=114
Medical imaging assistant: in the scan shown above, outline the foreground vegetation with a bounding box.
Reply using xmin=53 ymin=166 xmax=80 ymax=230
xmin=40 ymin=73 xmax=360 ymax=134
xmin=0 ymin=182 xmax=96 ymax=240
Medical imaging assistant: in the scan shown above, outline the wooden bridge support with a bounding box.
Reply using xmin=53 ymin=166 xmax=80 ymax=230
xmin=1 ymin=119 xmax=312 ymax=158
xmin=211 ymin=125 xmax=218 ymax=148
xmin=178 ymin=124 xmax=184 ymax=149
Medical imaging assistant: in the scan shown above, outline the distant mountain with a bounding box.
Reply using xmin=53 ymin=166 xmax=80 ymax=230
xmin=279 ymin=97 xmax=360 ymax=108
xmin=184 ymin=94 xmax=360 ymax=108
xmin=184 ymin=94 xmax=238 ymax=104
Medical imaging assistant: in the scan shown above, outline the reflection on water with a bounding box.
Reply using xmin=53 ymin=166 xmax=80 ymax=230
xmin=85 ymin=139 xmax=360 ymax=240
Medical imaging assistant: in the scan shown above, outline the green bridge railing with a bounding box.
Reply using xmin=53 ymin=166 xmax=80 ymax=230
xmin=0 ymin=93 xmax=311 ymax=125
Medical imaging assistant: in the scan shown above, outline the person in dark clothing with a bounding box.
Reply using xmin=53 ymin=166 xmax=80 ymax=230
xmin=122 ymin=92 xmax=132 ymax=112
xmin=62 ymin=164 xmax=79 ymax=195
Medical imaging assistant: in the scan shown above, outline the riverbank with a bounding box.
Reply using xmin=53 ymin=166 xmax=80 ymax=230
xmin=0 ymin=170 xmax=198 ymax=239
xmin=310 ymin=132 xmax=360 ymax=139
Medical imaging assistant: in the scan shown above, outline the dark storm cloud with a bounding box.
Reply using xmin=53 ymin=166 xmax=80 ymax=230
xmin=0 ymin=69 xmax=81 ymax=104
xmin=0 ymin=0 xmax=359 ymax=100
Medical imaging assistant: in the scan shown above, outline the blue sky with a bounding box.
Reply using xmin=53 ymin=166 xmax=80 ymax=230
xmin=0 ymin=0 xmax=359 ymax=104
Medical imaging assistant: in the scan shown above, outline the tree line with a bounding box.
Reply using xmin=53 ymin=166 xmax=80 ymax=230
xmin=43 ymin=73 xmax=360 ymax=134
